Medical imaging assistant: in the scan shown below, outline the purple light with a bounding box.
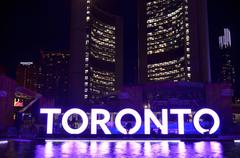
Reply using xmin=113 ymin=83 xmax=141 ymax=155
xmin=0 ymin=140 xmax=8 ymax=144
xmin=32 ymin=140 xmax=227 ymax=157
xmin=44 ymin=142 xmax=54 ymax=158
xmin=210 ymin=141 xmax=223 ymax=157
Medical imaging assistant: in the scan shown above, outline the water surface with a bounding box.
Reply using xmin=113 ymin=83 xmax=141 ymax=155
xmin=0 ymin=140 xmax=240 ymax=158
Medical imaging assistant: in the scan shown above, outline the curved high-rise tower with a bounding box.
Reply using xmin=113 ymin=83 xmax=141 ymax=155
xmin=139 ymin=0 xmax=211 ymax=83
xmin=69 ymin=0 xmax=123 ymax=105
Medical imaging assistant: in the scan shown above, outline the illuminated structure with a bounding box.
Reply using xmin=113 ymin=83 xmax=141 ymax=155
xmin=103 ymin=82 xmax=233 ymax=134
xmin=0 ymin=75 xmax=40 ymax=131
xmin=40 ymin=107 xmax=220 ymax=135
xmin=69 ymin=0 xmax=123 ymax=105
xmin=38 ymin=51 xmax=70 ymax=106
xmin=138 ymin=0 xmax=211 ymax=83
xmin=219 ymin=29 xmax=235 ymax=84
xmin=219 ymin=28 xmax=237 ymax=102
xmin=16 ymin=62 xmax=38 ymax=91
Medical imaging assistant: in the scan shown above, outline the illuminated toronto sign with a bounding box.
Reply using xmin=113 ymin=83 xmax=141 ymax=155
xmin=40 ymin=108 xmax=220 ymax=135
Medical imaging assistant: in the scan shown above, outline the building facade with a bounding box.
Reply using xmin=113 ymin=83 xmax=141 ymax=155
xmin=219 ymin=28 xmax=235 ymax=84
xmin=138 ymin=0 xmax=211 ymax=83
xmin=16 ymin=62 xmax=38 ymax=91
xmin=38 ymin=51 xmax=70 ymax=106
xmin=219 ymin=28 xmax=237 ymax=101
xmin=69 ymin=0 xmax=123 ymax=105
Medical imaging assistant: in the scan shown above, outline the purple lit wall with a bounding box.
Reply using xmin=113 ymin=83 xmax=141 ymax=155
xmin=0 ymin=76 xmax=16 ymax=130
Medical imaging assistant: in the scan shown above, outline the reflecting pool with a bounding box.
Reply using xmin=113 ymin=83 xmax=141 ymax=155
xmin=0 ymin=140 xmax=240 ymax=157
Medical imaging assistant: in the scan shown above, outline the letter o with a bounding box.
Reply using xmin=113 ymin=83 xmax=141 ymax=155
xmin=115 ymin=108 xmax=142 ymax=134
xmin=193 ymin=108 xmax=220 ymax=134
xmin=62 ymin=108 xmax=88 ymax=134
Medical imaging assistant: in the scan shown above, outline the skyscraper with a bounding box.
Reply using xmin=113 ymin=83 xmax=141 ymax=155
xmin=219 ymin=28 xmax=236 ymax=101
xmin=138 ymin=0 xmax=211 ymax=83
xmin=16 ymin=62 xmax=38 ymax=91
xmin=38 ymin=51 xmax=70 ymax=106
xmin=69 ymin=0 xmax=123 ymax=105
xmin=219 ymin=28 xmax=235 ymax=84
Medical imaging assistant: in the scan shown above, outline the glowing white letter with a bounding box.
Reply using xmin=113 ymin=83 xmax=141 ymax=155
xmin=91 ymin=109 xmax=111 ymax=134
xmin=62 ymin=108 xmax=88 ymax=134
xmin=144 ymin=109 xmax=168 ymax=134
xmin=115 ymin=108 xmax=141 ymax=134
xmin=40 ymin=108 xmax=61 ymax=134
xmin=193 ymin=108 xmax=220 ymax=134
xmin=170 ymin=109 xmax=192 ymax=134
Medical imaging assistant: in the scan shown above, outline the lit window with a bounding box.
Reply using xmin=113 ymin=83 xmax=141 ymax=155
xmin=86 ymin=16 xmax=90 ymax=22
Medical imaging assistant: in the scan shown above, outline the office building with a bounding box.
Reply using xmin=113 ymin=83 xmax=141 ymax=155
xmin=138 ymin=0 xmax=211 ymax=83
xmin=38 ymin=51 xmax=70 ymax=106
xmin=219 ymin=28 xmax=235 ymax=84
xmin=16 ymin=62 xmax=38 ymax=91
xmin=69 ymin=0 xmax=123 ymax=105
xmin=219 ymin=28 xmax=237 ymax=102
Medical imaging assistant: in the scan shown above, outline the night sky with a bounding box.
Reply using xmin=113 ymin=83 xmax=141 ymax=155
xmin=1 ymin=0 xmax=240 ymax=86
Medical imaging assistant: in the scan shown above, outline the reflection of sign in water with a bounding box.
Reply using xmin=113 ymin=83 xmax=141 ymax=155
xmin=40 ymin=108 xmax=220 ymax=135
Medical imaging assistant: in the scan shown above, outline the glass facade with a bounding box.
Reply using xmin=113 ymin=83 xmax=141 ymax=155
xmin=83 ymin=2 xmax=120 ymax=101
xmin=38 ymin=51 xmax=70 ymax=106
xmin=219 ymin=28 xmax=235 ymax=84
xmin=144 ymin=0 xmax=191 ymax=82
